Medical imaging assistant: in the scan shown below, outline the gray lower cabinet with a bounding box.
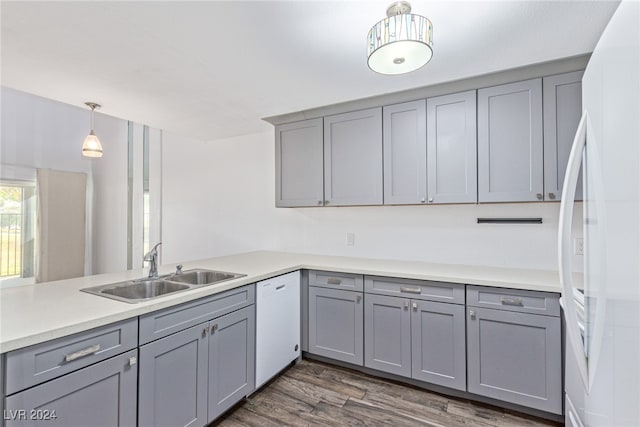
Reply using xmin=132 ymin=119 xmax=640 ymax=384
xmin=466 ymin=306 xmax=562 ymax=414
xmin=208 ymin=306 xmax=255 ymax=421
xmin=5 ymin=349 xmax=138 ymax=427
xmin=275 ymin=118 xmax=324 ymax=207
xmin=383 ymin=100 xmax=427 ymax=205
xmin=324 ymin=108 xmax=383 ymax=206
xmin=543 ymin=71 xmax=583 ymax=201
xmin=363 ymin=294 xmax=466 ymax=391
xmin=138 ymin=324 xmax=208 ymax=427
xmin=426 ymin=90 xmax=477 ymax=204
xmin=308 ymin=286 xmax=364 ymax=365
xmin=478 ymin=78 xmax=544 ymax=202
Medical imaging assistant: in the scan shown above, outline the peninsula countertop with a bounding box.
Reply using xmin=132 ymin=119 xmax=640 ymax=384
xmin=0 ymin=251 xmax=569 ymax=354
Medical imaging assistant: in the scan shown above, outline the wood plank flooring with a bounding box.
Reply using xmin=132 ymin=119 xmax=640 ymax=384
xmin=213 ymin=359 xmax=562 ymax=427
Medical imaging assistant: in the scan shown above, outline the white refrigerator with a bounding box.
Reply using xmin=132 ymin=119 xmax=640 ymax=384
xmin=559 ymin=1 xmax=640 ymax=426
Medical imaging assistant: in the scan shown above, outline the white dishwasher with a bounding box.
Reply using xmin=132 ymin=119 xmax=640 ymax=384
xmin=255 ymin=270 xmax=300 ymax=388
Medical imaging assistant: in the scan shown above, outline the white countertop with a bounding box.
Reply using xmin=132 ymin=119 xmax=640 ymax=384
xmin=0 ymin=251 xmax=568 ymax=354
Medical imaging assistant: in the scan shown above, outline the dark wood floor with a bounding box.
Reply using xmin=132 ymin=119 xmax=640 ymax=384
xmin=214 ymin=359 xmax=561 ymax=427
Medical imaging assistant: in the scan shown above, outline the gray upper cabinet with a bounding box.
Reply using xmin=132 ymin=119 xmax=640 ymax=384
xmin=5 ymin=350 xmax=138 ymax=427
xmin=427 ymin=91 xmax=478 ymax=204
xmin=324 ymin=108 xmax=383 ymax=206
xmin=364 ymin=294 xmax=412 ymax=378
xmin=466 ymin=306 xmax=562 ymax=415
xmin=275 ymin=118 xmax=324 ymax=207
xmin=308 ymin=285 xmax=364 ymax=365
xmin=543 ymin=71 xmax=583 ymax=201
xmin=478 ymin=79 xmax=544 ymax=202
xmin=208 ymin=306 xmax=255 ymax=422
xmin=138 ymin=323 xmax=209 ymax=427
xmin=383 ymin=100 xmax=427 ymax=205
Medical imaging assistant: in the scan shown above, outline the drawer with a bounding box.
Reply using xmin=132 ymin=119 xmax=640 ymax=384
xmin=139 ymin=284 xmax=255 ymax=345
xmin=466 ymin=285 xmax=560 ymax=317
xmin=308 ymin=270 xmax=363 ymax=291
xmin=5 ymin=318 xmax=138 ymax=395
xmin=364 ymin=276 xmax=465 ymax=304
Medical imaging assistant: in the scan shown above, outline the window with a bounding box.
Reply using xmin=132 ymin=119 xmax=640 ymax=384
xmin=0 ymin=181 xmax=36 ymax=285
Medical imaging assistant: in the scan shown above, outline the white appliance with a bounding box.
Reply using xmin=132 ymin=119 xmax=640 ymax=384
xmin=559 ymin=1 xmax=640 ymax=426
xmin=255 ymin=270 xmax=301 ymax=388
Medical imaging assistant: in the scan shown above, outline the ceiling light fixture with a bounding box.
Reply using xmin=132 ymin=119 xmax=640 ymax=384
xmin=367 ymin=1 xmax=433 ymax=75
xmin=82 ymin=102 xmax=103 ymax=158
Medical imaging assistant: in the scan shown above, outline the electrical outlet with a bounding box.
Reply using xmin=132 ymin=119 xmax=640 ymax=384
xmin=346 ymin=232 xmax=355 ymax=246
xmin=574 ymin=238 xmax=584 ymax=256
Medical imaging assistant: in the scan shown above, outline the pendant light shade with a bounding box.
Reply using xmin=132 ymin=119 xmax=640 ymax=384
xmin=367 ymin=1 xmax=433 ymax=75
xmin=82 ymin=102 xmax=103 ymax=158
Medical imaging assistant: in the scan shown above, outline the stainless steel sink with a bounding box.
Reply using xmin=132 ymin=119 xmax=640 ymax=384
xmin=81 ymin=269 xmax=246 ymax=303
xmin=167 ymin=269 xmax=244 ymax=286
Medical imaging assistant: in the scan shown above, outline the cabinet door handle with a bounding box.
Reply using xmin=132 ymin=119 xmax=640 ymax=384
xmin=501 ymin=297 xmax=524 ymax=307
xmin=428 ymin=198 xmax=433 ymax=203
xmin=548 ymin=193 xmax=556 ymax=200
xmin=420 ymin=198 xmax=425 ymax=203
xmin=400 ymin=286 xmax=421 ymax=294
xmin=211 ymin=324 xmax=219 ymax=334
xmin=129 ymin=356 xmax=137 ymax=366
xmin=412 ymin=302 xmax=418 ymax=312
xmin=318 ymin=200 xmax=323 ymax=205
xmin=276 ymin=284 xmax=285 ymax=290
xmin=356 ymin=295 xmax=362 ymax=303
xmin=404 ymin=301 xmax=409 ymax=311
xmin=325 ymin=200 xmax=330 ymax=205
xmin=536 ymin=193 xmax=544 ymax=200
xmin=202 ymin=326 xmax=210 ymax=337
xmin=327 ymin=278 xmax=342 ymax=285
xmin=469 ymin=309 xmax=476 ymax=318
xmin=65 ymin=344 xmax=101 ymax=362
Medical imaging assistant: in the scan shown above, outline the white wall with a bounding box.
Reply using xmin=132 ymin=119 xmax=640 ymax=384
xmin=162 ymin=130 xmax=584 ymax=271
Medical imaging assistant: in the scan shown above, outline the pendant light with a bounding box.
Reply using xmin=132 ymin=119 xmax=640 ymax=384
xmin=82 ymin=102 xmax=103 ymax=158
xmin=367 ymin=1 xmax=433 ymax=75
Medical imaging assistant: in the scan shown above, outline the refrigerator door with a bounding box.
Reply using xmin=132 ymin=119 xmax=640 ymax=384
xmin=566 ymin=1 xmax=640 ymax=426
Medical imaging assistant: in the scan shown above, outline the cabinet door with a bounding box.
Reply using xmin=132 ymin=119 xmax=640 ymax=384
xmin=5 ymin=350 xmax=137 ymax=427
xmin=308 ymin=286 xmax=364 ymax=365
xmin=139 ymin=324 xmax=208 ymax=427
xmin=208 ymin=305 xmax=256 ymax=422
xmin=383 ymin=100 xmax=427 ymax=205
xmin=411 ymin=300 xmax=466 ymax=391
xmin=275 ymin=118 xmax=324 ymax=207
xmin=466 ymin=307 xmax=562 ymax=414
xmin=324 ymin=108 xmax=383 ymax=206
xmin=427 ymin=91 xmax=477 ymax=204
xmin=543 ymin=71 xmax=583 ymax=201
xmin=364 ymin=294 xmax=411 ymax=377
xmin=478 ymin=79 xmax=543 ymax=202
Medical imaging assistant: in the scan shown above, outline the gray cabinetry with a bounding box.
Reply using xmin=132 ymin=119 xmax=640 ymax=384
xmin=5 ymin=349 xmax=138 ymax=427
xmin=275 ymin=118 xmax=324 ymax=207
xmin=208 ymin=306 xmax=255 ymax=421
xmin=478 ymin=79 xmax=544 ymax=202
xmin=139 ymin=324 xmax=208 ymax=427
xmin=308 ymin=284 xmax=364 ymax=365
xmin=324 ymin=108 xmax=383 ymax=206
xmin=466 ymin=287 xmax=562 ymax=414
xmin=543 ymin=71 xmax=583 ymax=201
xmin=364 ymin=293 xmax=411 ymax=377
xmin=363 ymin=277 xmax=466 ymax=391
xmin=427 ymin=90 xmax=477 ymax=204
xmin=138 ymin=284 xmax=256 ymax=426
xmin=383 ymin=100 xmax=427 ymax=205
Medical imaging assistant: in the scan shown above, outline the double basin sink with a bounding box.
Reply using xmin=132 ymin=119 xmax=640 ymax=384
xmin=82 ymin=269 xmax=246 ymax=303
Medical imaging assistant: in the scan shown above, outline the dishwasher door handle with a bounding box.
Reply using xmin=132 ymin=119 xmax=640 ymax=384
xmin=275 ymin=284 xmax=285 ymax=290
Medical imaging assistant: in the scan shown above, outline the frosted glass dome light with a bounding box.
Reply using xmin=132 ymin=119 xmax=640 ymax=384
xmin=367 ymin=1 xmax=433 ymax=75
xmin=82 ymin=102 xmax=103 ymax=158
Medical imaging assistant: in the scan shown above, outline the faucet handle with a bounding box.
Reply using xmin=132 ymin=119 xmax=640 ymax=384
xmin=175 ymin=264 xmax=183 ymax=275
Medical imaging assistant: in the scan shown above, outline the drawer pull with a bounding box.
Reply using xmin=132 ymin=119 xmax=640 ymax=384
xmin=501 ymin=297 xmax=524 ymax=307
xmin=276 ymin=284 xmax=285 ymax=290
xmin=327 ymin=278 xmax=342 ymax=285
xmin=65 ymin=344 xmax=101 ymax=362
xmin=400 ymin=286 xmax=421 ymax=294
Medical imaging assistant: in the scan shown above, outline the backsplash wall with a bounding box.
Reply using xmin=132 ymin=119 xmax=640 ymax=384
xmin=162 ymin=130 xmax=584 ymax=272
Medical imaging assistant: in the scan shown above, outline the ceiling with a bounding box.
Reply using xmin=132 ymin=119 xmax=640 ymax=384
xmin=1 ymin=1 xmax=619 ymax=141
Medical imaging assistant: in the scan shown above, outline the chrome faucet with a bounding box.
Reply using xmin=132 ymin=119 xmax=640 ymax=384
xmin=144 ymin=242 xmax=162 ymax=278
